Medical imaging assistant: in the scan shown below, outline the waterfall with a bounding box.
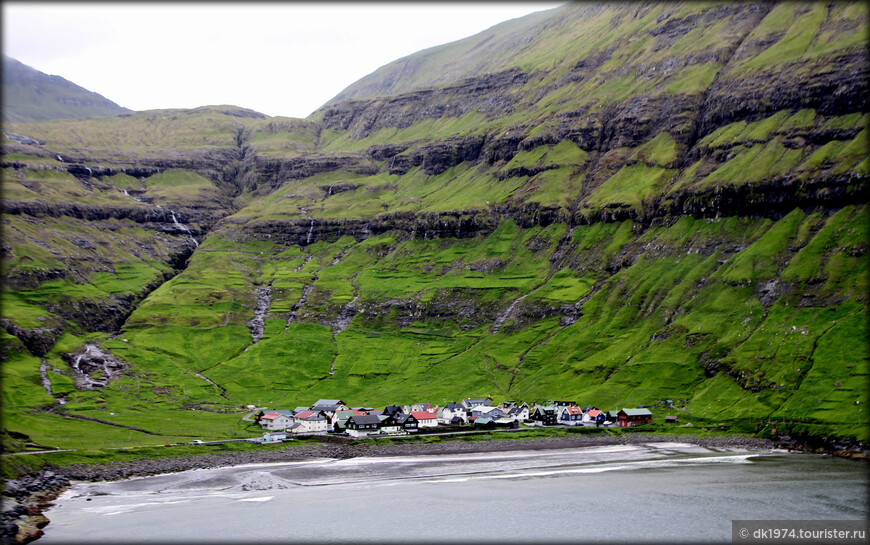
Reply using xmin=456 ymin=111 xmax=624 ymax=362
xmin=170 ymin=211 xmax=199 ymax=247
xmin=306 ymin=219 xmax=315 ymax=245
xmin=40 ymin=359 xmax=53 ymax=396
xmin=56 ymin=155 xmax=64 ymax=162
xmin=73 ymin=344 xmax=96 ymax=373
xmin=85 ymin=166 xmax=92 ymax=177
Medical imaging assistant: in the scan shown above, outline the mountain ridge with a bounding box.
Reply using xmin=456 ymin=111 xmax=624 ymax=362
xmin=1 ymin=2 xmax=867 ymax=458
xmin=2 ymin=55 xmax=131 ymax=123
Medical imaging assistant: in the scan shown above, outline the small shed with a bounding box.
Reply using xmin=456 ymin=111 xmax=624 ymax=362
xmin=665 ymin=415 xmax=679 ymax=424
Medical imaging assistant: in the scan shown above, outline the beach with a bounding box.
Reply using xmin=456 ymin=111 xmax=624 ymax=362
xmin=40 ymin=438 xmax=869 ymax=543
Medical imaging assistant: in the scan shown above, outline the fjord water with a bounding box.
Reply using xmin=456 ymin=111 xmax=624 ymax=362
xmin=42 ymin=443 xmax=867 ymax=543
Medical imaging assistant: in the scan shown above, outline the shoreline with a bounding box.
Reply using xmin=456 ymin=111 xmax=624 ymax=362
xmin=5 ymin=432 xmax=865 ymax=544
xmin=51 ymin=432 xmax=779 ymax=482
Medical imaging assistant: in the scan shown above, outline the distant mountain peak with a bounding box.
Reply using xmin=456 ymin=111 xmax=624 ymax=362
xmin=2 ymin=55 xmax=131 ymax=123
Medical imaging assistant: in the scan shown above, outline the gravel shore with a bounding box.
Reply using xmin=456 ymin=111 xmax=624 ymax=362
xmin=52 ymin=432 xmax=777 ymax=482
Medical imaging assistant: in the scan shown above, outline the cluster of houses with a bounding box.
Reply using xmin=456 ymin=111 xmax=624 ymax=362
xmin=253 ymin=397 xmax=656 ymax=441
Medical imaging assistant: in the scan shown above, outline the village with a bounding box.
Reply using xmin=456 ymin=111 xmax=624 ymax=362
xmin=249 ymin=397 xmax=664 ymax=443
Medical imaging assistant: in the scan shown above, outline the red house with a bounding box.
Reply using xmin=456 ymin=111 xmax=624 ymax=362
xmin=617 ymin=408 xmax=652 ymax=427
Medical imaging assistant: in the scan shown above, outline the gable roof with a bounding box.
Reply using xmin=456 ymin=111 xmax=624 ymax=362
xmin=586 ymin=409 xmax=602 ymax=417
xmin=619 ymin=408 xmax=652 ymax=416
xmin=410 ymin=411 xmax=437 ymax=420
xmin=562 ymin=406 xmax=583 ymax=416
xmin=261 ymin=412 xmax=285 ymax=420
xmin=350 ymin=414 xmax=382 ymax=426
xmin=314 ymin=399 xmax=345 ymax=406
xmin=311 ymin=403 xmax=343 ymax=411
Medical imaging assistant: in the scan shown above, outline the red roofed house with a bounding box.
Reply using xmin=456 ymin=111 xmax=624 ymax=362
xmin=292 ymin=410 xmax=329 ymax=433
xmin=410 ymin=410 xmax=439 ymax=428
xmin=582 ymin=409 xmax=606 ymax=426
xmin=558 ymin=405 xmax=584 ymax=426
xmin=260 ymin=412 xmax=293 ymax=431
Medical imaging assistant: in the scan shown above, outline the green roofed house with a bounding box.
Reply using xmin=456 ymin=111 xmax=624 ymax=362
xmin=531 ymin=405 xmax=558 ymax=426
xmin=617 ymin=408 xmax=653 ymax=427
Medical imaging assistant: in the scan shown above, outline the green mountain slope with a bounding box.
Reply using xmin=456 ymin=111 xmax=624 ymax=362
xmin=1 ymin=2 xmax=867 ymax=455
xmin=2 ymin=55 xmax=131 ymax=123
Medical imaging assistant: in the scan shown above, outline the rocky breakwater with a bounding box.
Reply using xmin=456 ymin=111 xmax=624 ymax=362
xmin=1 ymin=470 xmax=69 ymax=545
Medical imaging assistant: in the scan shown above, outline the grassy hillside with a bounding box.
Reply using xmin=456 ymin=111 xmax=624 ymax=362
xmin=1 ymin=2 xmax=867 ymax=458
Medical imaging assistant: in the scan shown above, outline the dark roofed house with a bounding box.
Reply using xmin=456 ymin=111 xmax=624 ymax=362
xmin=346 ymin=414 xmax=382 ymax=437
xmin=462 ymin=397 xmax=493 ymax=409
xmin=313 ymin=399 xmax=346 ymax=407
xmin=508 ymin=405 xmax=530 ymax=421
xmin=531 ymin=405 xmax=558 ymax=426
xmin=384 ymin=405 xmax=404 ymax=417
xmin=379 ymin=414 xmax=404 ymax=434
xmin=397 ymin=413 xmax=418 ymax=431
xmin=311 ymin=400 xmax=348 ymax=417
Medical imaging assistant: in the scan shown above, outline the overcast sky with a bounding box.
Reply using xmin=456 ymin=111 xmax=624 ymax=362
xmin=3 ymin=2 xmax=563 ymax=118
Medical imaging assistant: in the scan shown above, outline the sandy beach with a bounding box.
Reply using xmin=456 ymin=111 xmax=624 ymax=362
xmin=52 ymin=432 xmax=777 ymax=481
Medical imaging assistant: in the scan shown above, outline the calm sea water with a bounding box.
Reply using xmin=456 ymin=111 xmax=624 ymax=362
xmin=42 ymin=443 xmax=868 ymax=543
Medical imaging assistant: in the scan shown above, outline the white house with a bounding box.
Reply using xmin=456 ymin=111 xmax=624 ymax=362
xmin=410 ymin=410 xmax=439 ymax=428
xmin=507 ymin=404 xmax=530 ymax=422
xmin=471 ymin=405 xmax=504 ymax=419
xmin=438 ymin=403 xmax=467 ymax=425
xmin=260 ymin=412 xmax=293 ymax=431
xmin=292 ymin=411 xmax=329 ymax=433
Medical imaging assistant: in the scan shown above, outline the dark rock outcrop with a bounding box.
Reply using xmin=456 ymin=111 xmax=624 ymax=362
xmin=0 ymin=469 xmax=69 ymax=545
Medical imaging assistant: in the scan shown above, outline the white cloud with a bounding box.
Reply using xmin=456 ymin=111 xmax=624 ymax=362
xmin=3 ymin=2 xmax=562 ymax=118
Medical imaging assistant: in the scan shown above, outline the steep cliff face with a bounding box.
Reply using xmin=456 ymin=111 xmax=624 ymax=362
xmin=1 ymin=2 xmax=867 ymax=452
